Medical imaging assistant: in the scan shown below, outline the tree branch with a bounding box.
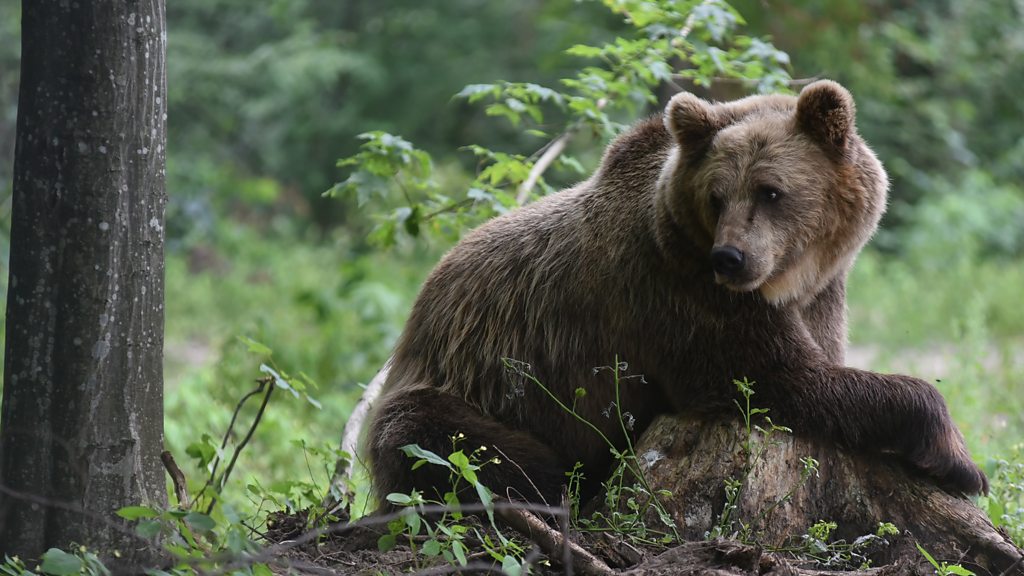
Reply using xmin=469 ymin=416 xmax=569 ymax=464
xmin=161 ymin=451 xmax=190 ymax=508
xmin=515 ymin=128 xmax=576 ymax=205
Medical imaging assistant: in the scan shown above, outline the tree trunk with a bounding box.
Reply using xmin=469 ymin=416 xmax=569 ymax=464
xmin=621 ymin=415 xmax=1023 ymax=575
xmin=0 ymin=0 xmax=167 ymax=562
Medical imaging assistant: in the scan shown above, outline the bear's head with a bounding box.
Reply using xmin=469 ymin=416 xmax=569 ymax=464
xmin=655 ymin=80 xmax=888 ymax=306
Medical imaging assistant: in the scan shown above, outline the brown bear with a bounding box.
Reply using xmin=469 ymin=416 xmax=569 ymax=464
xmin=367 ymin=80 xmax=987 ymax=506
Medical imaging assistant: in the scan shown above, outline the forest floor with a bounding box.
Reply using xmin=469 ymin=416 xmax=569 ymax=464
xmin=259 ymin=497 xmax=968 ymax=576
xmin=262 ymin=509 xmax=883 ymax=576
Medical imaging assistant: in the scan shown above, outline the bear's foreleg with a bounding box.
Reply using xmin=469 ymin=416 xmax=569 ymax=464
xmin=762 ymin=364 xmax=988 ymax=495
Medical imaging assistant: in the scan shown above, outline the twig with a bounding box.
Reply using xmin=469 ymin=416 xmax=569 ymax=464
xmin=411 ymin=561 xmax=506 ymax=575
xmin=495 ymin=505 xmax=615 ymax=576
xmin=677 ymin=3 xmax=701 ymax=38
xmin=515 ymin=129 xmax=575 ymax=205
xmin=492 ymin=445 xmax=550 ymax=507
xmin=514 ymin=97 xmax=608 ymax=206
xmin=205 ymin=379 xmax=276 ymax=514
xmin=161 ymin=450 xmax=190 ymax=508
xmin=195 ymin=377 xmax=272 ymax=504
xmin=422 ymin=197 xmax=475 ymax=221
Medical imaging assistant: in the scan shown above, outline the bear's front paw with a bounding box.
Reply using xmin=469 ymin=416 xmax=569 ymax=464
xmin=909 ymin=432 xmax=988 ymax=496
xmin=901 ymin=391 xmax=987 ymax=495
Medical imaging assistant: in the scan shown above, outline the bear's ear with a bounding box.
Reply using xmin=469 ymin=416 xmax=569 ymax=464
xmin=796 ymin=80 xmax=855 ymax=155
xmin=665 ymin=92 xmax=725 ymax=160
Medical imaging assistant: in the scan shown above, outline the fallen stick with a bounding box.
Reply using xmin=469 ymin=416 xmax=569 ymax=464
xmin=495 ymin=505 xmax=615 ymax=576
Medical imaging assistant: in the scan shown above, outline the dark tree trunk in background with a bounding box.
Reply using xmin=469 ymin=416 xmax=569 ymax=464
xmin=0 ymin=0 xmax=167 ymax=562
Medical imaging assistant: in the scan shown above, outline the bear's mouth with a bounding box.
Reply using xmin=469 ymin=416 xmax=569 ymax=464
xmin=714 ymin=273 xmax=763 ymax=292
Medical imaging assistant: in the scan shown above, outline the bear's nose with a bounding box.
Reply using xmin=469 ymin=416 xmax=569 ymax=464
xmin=710 ymin=245 xmax=745 ymax=276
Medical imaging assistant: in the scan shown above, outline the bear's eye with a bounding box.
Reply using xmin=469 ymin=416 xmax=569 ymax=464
xmin=710 ymin=194 xmax=724 ymax=214
xmin=758 ymin=185 xmax=783 ymax=203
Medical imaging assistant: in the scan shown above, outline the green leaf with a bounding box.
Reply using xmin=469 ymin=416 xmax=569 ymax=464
xmin=386 ymin=492 xmax=413 ymax=505
xmin=403 ymin=509 xmax=422 ymax=536
xmin=238 ymin=336 xmax=273 ymax=357
xmin=916 ymin=542 xmax=940 ymax=569
xmin=185 ymin=437 xmax=216 ymax=468
xmin=501 ymin=555 xmax=522 ymax=576
xmin=558 ymin=156 xmax=586 ymax=175
xmin=876 ymin=521 xmax=900 ymax=537
xmin=448 ymin=451 xmax=478 ymax=484
xmin=403 ymin=204 xmax=422 ymax=237
xmin=260 ymin=364 xmax=299 ymax=398
xmin=421 ymin=539 xmax=442 ymax=557
xmin=184 ymin=512 xmax=216 ymax=533
xmin=444 ymin=490 xmax=463 ymax=520
xmin=454 ymin=83 xmax=497 ymax=102
xmin=452 ymin=540 xmax=468 ymax=566
xmin=475 ymin=481 xmax=495 ymax=525
xmin=252 ymin=565 xmax=274 ymax=576
xmin=39 ymin=549 xmax=82 ymax=576
xmin=504 ymin=97 xmax=526 ymax=113
xmin=116 ymin=505 xmax=159 ymax=520
xmin=447 ymin=450 xmax=471 ymax=471
xmin=377 ymin=534 xmax=396 ymax=553
xmin=566 ymin=44 xmax=603 ymax=58
xmin=400 ymin=444 xmax=452 ymax=470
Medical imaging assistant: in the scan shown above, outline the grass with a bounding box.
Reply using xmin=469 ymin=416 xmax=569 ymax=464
xmin=161 ymin=225 xmax=439 ymax=509
xmin=847 ymin=249 xmax=1024 ymax=463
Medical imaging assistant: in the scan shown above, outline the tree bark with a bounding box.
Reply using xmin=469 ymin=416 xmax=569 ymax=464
xmin=621 ymin=415 xmax=1023 ymax=575
xmin=0 ymin=0 xmax=167 ymax=562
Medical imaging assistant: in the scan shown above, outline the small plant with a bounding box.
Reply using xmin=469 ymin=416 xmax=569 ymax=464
xmin=707 ymin=378 xmax=818 ymax=542
xmin=1 ymin=547 xmax=112 ymax=576
xmin=245 ymin=439 xmax=349 ymax=530
xmin=109 ymin=344 xmax=333 ymax=575
xmin=779 ymin=521 xmax=900 ymax=570
xmin=916 ymin=542 xmax=976 ymax=576
xmin=979 ymin=444 xmax=1024 ymax=546
xmin=378 ymin=436 xmax=530 ymax=573
xmin=504 ymin=357 xmax=679 ymax=547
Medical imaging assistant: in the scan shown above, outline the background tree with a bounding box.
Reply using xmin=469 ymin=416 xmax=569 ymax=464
xmin=0 ymin=0 xmax=167 ymax=561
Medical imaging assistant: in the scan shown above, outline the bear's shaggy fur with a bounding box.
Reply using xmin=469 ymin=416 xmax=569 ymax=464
xmin=368 ymin=81 xmax=986 ymax=505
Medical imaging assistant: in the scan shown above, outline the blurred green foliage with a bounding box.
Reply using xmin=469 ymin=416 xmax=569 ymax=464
xmin=735 ymin=0 xmax=1024 ymax=234
xmin=0 ymin=0 xmax=1021 ymax=549
xmin=331 ymin=0 xmax=793 ymax=247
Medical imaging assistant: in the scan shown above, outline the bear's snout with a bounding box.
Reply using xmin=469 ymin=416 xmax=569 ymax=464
xmin=710 ymin=245 xmax=746 ymax=277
